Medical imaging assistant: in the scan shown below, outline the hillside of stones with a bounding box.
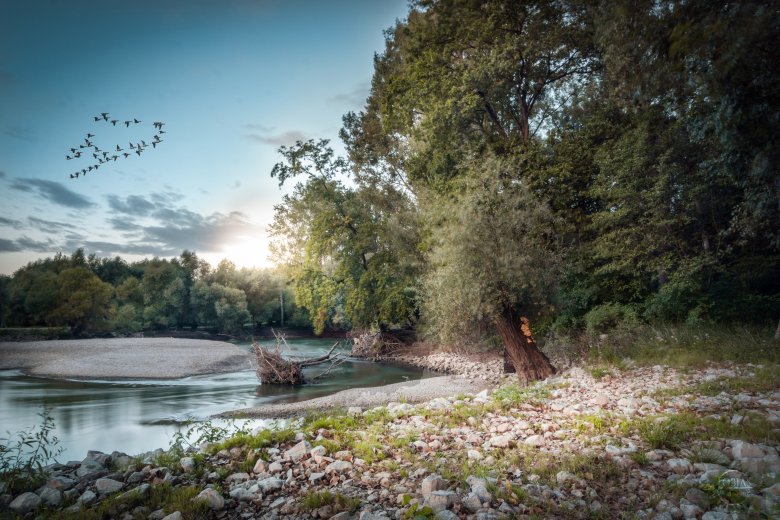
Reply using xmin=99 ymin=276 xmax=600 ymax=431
xmin=3 ymin=354 xmax=779 ymax=520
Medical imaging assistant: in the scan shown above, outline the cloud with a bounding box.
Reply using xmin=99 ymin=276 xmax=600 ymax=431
xmin=0 ymin=170 xmax=6 ymax=178
xmin=0 ymin=239 xmax=22 ymax=252
xmin=245 ymin=130 xmax=309 ymax=146
xmin=0 ymin=216 xmax=24 ymax=229
xmin=10 ymin=179 xmax=95 ymax=209
xmin=108 ymin=217 xmax=142 ymax=231
xmin=106 ymin=194 xmax=157 ymax=217
xmin=141 ymin=210 xmax=258 ymax=252
xmin=28 ymin=216 xmax=77 ymax=234
xmin=327 ymin=82 xmax=370 ymax=107
xmin=15 ymin=236 xmax=57 ymax=253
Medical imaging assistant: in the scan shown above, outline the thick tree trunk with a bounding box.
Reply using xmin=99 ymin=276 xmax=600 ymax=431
xmin=494 ymin=308 xmax=555 ymax=385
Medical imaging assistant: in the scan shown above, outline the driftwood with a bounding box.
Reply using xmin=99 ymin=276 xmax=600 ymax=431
xmin=252 ymin=331 xmax=345 ymax=384
xmin=348 ymin=330 xmax=405 ymax=359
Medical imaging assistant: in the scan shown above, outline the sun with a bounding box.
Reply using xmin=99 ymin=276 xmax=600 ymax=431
xmin=218 ymin=236 xmax=271 ymax=270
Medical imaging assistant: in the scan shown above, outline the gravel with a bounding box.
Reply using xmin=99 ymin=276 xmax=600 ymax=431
xmin=222 ymin=375 xmax=490 ymax=418
xmin=0 ymin=338 xmax=252 ymax=379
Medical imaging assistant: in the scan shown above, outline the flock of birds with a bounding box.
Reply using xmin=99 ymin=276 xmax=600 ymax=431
xmin=66 ymin=113 xmax=166 ymax=179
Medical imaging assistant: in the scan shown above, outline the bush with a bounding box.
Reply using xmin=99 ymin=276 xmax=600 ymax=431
xmin=0 ymin=409 xmax=63 ymax=495
xmin=583 ymin=303 xmax=640 ymax=333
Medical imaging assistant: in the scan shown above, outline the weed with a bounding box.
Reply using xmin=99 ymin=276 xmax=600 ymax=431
xmin=0 ymin=408 xmax=63 ymax=495
xmin=299 ymin=490 xmax=360 ymax=513
xmin=589 ymin=366 xmax=611 ymax=380
xmin=629 ymin=451 xmax=649 ymax=465
xmin=636 ymin=418 xmax=686 ymax=450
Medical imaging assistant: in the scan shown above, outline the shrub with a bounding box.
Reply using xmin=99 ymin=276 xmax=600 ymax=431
xmin=0 ymin=409 xmax=63 ymax=495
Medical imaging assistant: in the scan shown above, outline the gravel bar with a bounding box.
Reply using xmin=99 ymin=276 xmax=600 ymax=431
xmin=0 ymin=338 xmax=253 ymax=380
xmin=221 ymin=375 xmax=490 ymax=418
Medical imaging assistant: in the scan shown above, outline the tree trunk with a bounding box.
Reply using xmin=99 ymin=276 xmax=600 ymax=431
xmin=494 ymin=308 xmax=555 ymax=385
xmin=775 ymin=317 xmax=780 ymax=341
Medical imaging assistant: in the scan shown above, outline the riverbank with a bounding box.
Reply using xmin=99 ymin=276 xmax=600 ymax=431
xmin=3 ymin=361 xmax=778 ymax=519
xmin=0 ymin=338 xmax=252 ymax=379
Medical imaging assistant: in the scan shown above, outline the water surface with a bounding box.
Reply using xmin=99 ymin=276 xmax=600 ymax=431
xmin=0 ymin=338 xmax=427 ymax=462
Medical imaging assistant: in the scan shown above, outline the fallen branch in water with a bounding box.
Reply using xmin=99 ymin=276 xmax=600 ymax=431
xmin=252 ymin=330 xmax=345 ymax=384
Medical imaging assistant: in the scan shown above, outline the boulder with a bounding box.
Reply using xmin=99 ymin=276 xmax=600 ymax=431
xmin=257 ymin=477 xmax=284 ymax=492
xmin=326 ymin=460 xmax=353 ymax=474
xmin=489 ymin=434 xmax=513 ymax=448
xmin=196 ymin=488 xmax=224 ymax=510
xmin=425 ymin=490 xmax=459 ymax=512
xmin=95 ymin=477 xmax=124 ymax=495
xmin=284 ymin=440 xmax=311 ymax=462
xmin=161 ymin=512 xmax=183 ymax=520
xmin=180 ymin=457 xmax=196 ymax=473
xmin=421 ymin=474 xmax=447 ymax=497
xmin=9 ymin=492 xmax=41 ymax=515
xmin=38 ymin=486 xmax=62 ymax=506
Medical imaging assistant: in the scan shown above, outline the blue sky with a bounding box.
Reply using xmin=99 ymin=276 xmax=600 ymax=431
xmin=0 ymin=0 xmax=409 ymax=274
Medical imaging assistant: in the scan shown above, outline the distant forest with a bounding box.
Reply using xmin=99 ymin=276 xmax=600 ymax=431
xmin=0 ymin=249 xmax=309 ymax=335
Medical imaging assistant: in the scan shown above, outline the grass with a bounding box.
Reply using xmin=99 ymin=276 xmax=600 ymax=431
xmin=36 ymin=483 xmax=209 ymax=520
xmin=299 ymin=490 xmax=360 ymax=513
xmin=579 ymin=324 xmax=779 ymax=368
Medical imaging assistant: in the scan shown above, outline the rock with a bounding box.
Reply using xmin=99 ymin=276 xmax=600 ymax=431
xmin=253 ymin=459 xmax=268 ymax=474
xmin=180 ymin=456 xmax=195 ymax=473
xmin=763 ymin=482 xmax=780 ymax=500
xmin=462 ymin=492 xmax=482 ymax=512
xmin=348 ymin=406 xmax=363 ymax=416
xmin=524 ymin=434 xmax=544 ymax=446
xmin=311 ymin=445 xmax=327 ymax=457
xmin=95 ymin=477 xmax=124 ymax=495
xmin=76 ymin=457 xmax=104 ymax=478
xmin=149 ymin=510 xmax=167 ymax=520
xmin=425 ymin=490 xmax=459 ymax=512
xmin=667 ymin=458 xmax=692 ymax=474
xmin=556 ymin=471 xmax=576 ymax=485
xmin=330 ymin=513 xmax=352 ymax=520
xmin=269 ymin=461 xmax=284 ymax=473
xmin=229 ymin=487 xmax=254 ymax=502
xmin=489 ymin=434 xmax=513 ymax=448
xmin=678 ymin=498 xmax=703 ymax=519
xmin=435 ymin=509 xmax=460 ymax=520
xmin=78 ymin=490 xmax=97 ymax=505
xmin=285 ymin=440 xmax=311 ymax=462
xmin=326 ymin=460 xmax=353 ymax=474
xmin=334 ymin=450 xmax=353 ymax=461
xmin=466 ymin=476 xmax=491 ymax=502
xmin=310 ymin=471 xmax=326 ymax=483
xmin=161 ymin=512 xmax=183 ymax=520
xmin=47 ymin=475 xmax=76 ymax=490
xmin=684 ymin=487 xmax=711 ymax=509
xmin=225 ymin=472 xmax=250 ymax=484
xmin=120 ymin=483 xmax=151 ymax=501
xmin=38 ymin=486 xmax=62 ymax=506
xmin=731 ymin=440 xmax=764 ymax=459
xmin=196 ymin=488 xmax=224 ymax=510
xmin=467 ymin=449 xmax=482 ymax=460
xmin=421 ymin=474 xmax=447 ymax=497
xmin=593 ymin=394 xmax=609 ymax=406
xmin=9 ymin=492 xmax=41 ymax=514
xmin=257 ymin=477 xmax=284 ymax=492
xmin=701 ymin=512 xmax=731 ymax=520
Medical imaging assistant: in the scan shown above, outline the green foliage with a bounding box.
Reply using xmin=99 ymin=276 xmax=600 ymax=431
xmin=299 ymin=490 xmax=360 ymax=513
xmin=269 ymin=139 xmax=421 ymax=333
xmin=0 ymin=408 xmax=63 ymax=495
xmin=636 ymin=418 xmax=686 ymax=450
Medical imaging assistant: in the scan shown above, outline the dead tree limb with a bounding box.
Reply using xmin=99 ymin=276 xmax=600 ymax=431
xmin=252 ymin=332 xmax=346 ymax=385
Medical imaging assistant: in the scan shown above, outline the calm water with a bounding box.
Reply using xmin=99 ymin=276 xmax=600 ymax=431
xmin=0 ymin=339 xmax=428 ymax=462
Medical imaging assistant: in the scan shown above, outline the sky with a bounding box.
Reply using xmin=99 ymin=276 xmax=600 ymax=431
xmin=0 ymin=0 xmax=409 ymax=275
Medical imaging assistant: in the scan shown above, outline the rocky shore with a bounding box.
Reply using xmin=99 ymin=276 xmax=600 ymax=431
xmin=2 ymin=361 xmax=779 ymax=519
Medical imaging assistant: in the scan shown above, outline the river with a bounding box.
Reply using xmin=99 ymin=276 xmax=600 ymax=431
xmin=0 ymin=338 xmax=428 ymax=463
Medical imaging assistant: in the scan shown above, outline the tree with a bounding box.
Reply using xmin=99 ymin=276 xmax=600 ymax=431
xmin=49 ymin=267 xmax=113 ymax=334
xmin=269 ymin=139 xmax=420 ymax=334
xmin=424 ymin=155 xmax=559 ymax=383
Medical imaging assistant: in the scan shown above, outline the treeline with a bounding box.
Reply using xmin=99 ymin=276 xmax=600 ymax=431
xmin=269 ymin=0 xmax=779 ymax=375
xmin=0 ymin=249 xmax=309 ymax=335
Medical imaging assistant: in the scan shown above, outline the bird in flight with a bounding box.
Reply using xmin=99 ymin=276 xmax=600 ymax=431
xmin=124 ymin=120 xmax=131 ymax=127
xmin=153 ymin=121 xmax=165 ymax=130
xmin=101 ymin=112 xmax=109 ymax=121
xmin=111 ymin=119 xmax=118 ymax=126
xmin=86 ymin=133 xmax=94 ymax=138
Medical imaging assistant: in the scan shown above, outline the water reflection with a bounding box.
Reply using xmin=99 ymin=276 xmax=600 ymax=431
xmin=0 ymin=339 xmax=427 ymax=462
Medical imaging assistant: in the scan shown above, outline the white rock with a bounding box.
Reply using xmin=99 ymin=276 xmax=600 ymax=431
xmin=196 ymin=488 xmax=224 ymax=510
xmin=425 ymin=490 xmax=459 ymax=512
xmin=326 ymin=460 xmax=353 ymax=474
xmin=421 ymin=474 xmax=447 ymax=497
xmin=524 ymin=434 xmax=544 ymax=446
xmin=95 ymin=477 xmax=124 ymax=495
xmin=253 ymin=459 xmax=268 ymax=474
xmin=489 ymin=434 xmax=514 ymax=448
xmin=161 ymin=512 xmax=183 ymax=520
xmin=78 ymin=490 xmax=97 ymax=505
xmin=9 ymin=492 xmax=41 ymax=514
xmin=38 ymin=486 xmax=62 ymax=506
xmin=257 ymin=477 xmax=284 ymax=492
xmin=268 ymin=461 xmax=284 ymax=473
xmin=180 ymin=456 xmax=195 ymax=473
xmin=284 ymin=440 xmax=311 ymax=462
